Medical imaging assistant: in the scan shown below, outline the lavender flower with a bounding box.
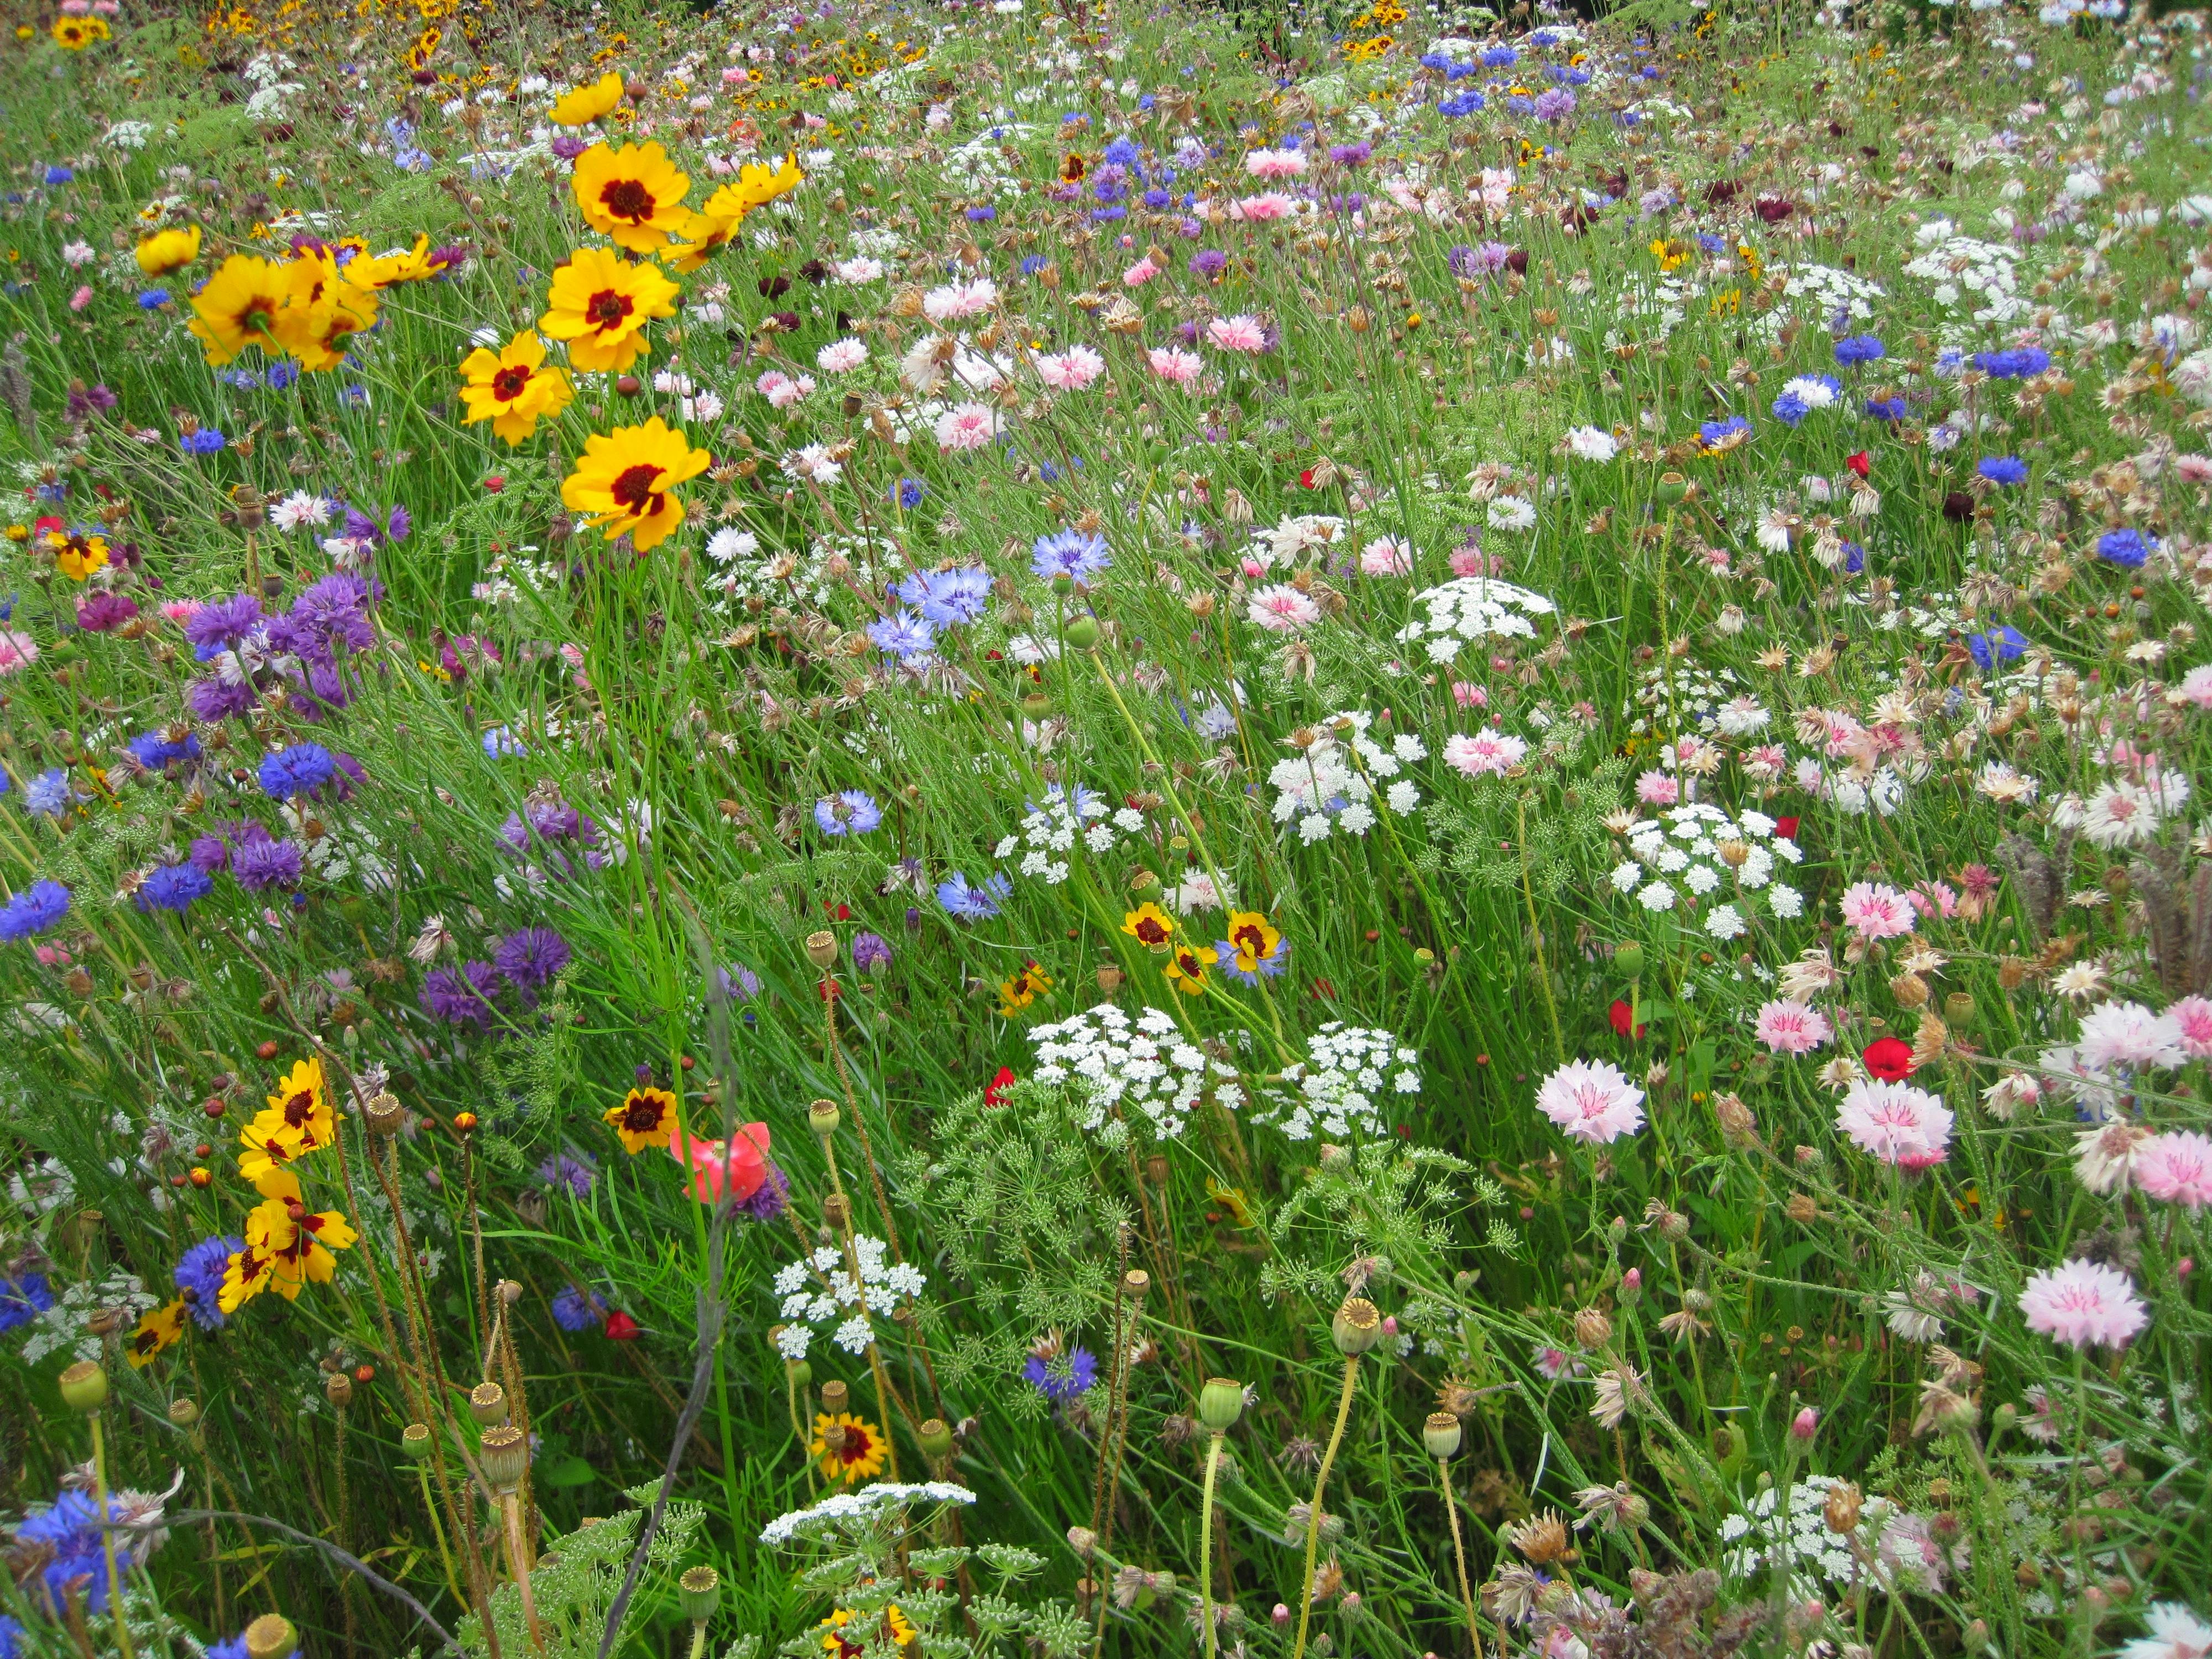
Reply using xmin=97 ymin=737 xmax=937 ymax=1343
xmin=494 ymin=927 xmax=571 ymax=992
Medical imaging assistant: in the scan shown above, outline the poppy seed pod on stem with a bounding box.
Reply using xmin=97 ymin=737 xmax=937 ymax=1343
xmin=679 ymin=1563 xmax=723 ymax=1623
xmin=1198 ymin=1377 xmax=1244 ymax=1434
xmin=243 ymin=1615 xmax=297 ymax=1659
xmin=1423 ymin=1412 xmax=1463 ymax=1459
xmin=805 ymin=930 xmax=839 ymax=968
xmin=468 ymin=1381 xmax=508 ymax=1426
xmin=479 ymin=1424 xmax=528 ymax=1493
xmin=401 ymin=1422 xmax=433 ymax=1462
xmin=919 ymin=1417 xmax=954 ymax=1460
xmin=59 ymin=1361 xmax=107 ymax=1415
xmin=809 ymin=1098 xmax=841 ymax=1138
xmin=1331 ymin=1297 xmax=1383 ymax=1355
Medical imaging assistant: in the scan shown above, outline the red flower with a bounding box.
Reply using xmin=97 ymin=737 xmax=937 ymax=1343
xmin=1300 ymin=468 xmax=1318 ymax=489
xmin=603 ymin=1310 xmax=640 ymax=1341
xmin=1845 ymin=451 xmax=1870 ymax=479
xmin=1773 ymin=816 xmax=1800 ymax=841
xmin=824 ymin=901 xmax=853 ymax=920
xmin=1862 ymin=1037 xmax=1915 ymax=1081
xmin=1609 ymin=999 xmax=1647 ymax=1040
xmin=482 ymin=474 xmax=507 ymax=493
xmin=984 ymin=1065 xmax=1016 ymax=1107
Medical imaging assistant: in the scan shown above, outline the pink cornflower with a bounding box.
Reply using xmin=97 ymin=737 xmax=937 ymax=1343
xmin=1036 ymin=344 xmax=1105 ymax=391
xmin=1535 ymin=1059 xmax=1646 ymax=1145
xmin=2164 ymin=995 xmax=2212 ymax=1058
xmin=1206 ymin=314 xmax=1270 ymax=352
xmin=1146 ymin=346 xmax=1203 ymax=384
xmin=1451 ymin=682 xmax=1488 ymax=709
xmin=1358 ymin=536 xmax=1412 ymax=576
xmin=0 ymin=630 xmax=39 ymax=676
xmin=921 ymin=278 xmax=997 ymax=322
xmin=1910 ymin=881 xmax=1958 ymax=920
xmin=2136 ymin=1131 xmax=2212 ymax=1210
xmin=1442 ymin=730 xmax=1527 ymax=778
xmin=1449 ymin=546 xmax=1500 ymax=576
xmin=933 ymin=402 xmax=1000 ymax=452
xmin=1835 ymin=1078 xmax=1952 ymax=1167
xmin=69 ymin=285 xmax=93 ymax=312
xmin=1232 ymin=191 xmax=1297 ymax=222
xmin=815 ymin=338 xmax=868 ymax=374
xmin=1755 ymin=998 xmax=1833 ymax=1056
xmin=1635 ymin=769 xmax=1679 ymax=806
xmin=2076 ymin=1000 xmax=2187 ymax=1073
xmin=1531 ymin=1343 xmax=1584 ymax=1381
xmin=1246 ymin=584 xmax=1319 ymax=631
xmin=1244 ymin=147 xmax=1308 ymax=179
xmin=2179 ymin=664 xmax=2212 ymax=710
xmin=1838 ymin=881 xmax=1916 ymax=942
xmin=2018 ymin=1258 xmax=2148 ymax=1350
xmin=1121 ymin=256 xmax=1161 ymax=287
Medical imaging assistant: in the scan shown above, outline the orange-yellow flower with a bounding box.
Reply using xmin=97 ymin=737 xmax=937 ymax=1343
xmin=44 ymin=527 xmax=108 ymax=581
xmin=134 ymin=226 xmax=202 ymax=278
xmin=242 ymin=1166 xmax=358 ymax=1301
xmin=664 ymin=155 xmax=806 ymax=272
xmin=353 ymin=233 xmax=460 ymax=289
xmin=126 ymin=1299 xmax=189 ymax=1368
xmin=187 ymin=254 xmax=291 ymax=364
xmin=238 ymin=1056 xmax=337 ymax=1183
xmin=458 ymin=330 xmax=573 ymax=445
xmin=560 ymin=416 xmax=709 ymax=553
xmin=549 ymin=70 xmax=623 ymax=126
xmin=603 ymin=1084 xmax=679 ymax=1153
xmin=272 ymin=249 xmax=379 ymax=372
xmin=52 ymin=15 xmax=108 ymax=48
xmin=811 ymin=1412 xmax=889 ymax=1484
xmin=573 ymin=141 xmax=691 ymax=253
xmin=538 ymin=245 xmax=679 ymax=374
xmin=1121 ymin=902 xmax=1175 ymax=951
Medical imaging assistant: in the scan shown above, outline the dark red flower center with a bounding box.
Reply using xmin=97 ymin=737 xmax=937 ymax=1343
xmin=282 ymin=1088 xmax=317 ymax=1131
xmin=609 ymin=463 xmax=664 ymax=513
xmin=837 ymin=1424 xmax=874 ymax=1466
xmin=585 ymin=289 xmax=634 ymax=332
xmin=620 ymin=1093 xmax=667 ymax=1132
xmin=599 ymin=178 xmax=656 ymax=223
xmin=492 ymin=364 xmax=533 ymax=401
xmin=1131 ymin=916 xmax=1169 ymax=945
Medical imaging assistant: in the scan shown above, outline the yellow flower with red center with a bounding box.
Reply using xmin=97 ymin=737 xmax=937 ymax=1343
xmin=458 ymin=330 xmax=573 ymax=445
xmin=218 ymin=1245 xmax=275 ymax=1314
xmin=1649 ymin=237 xmax=1692 ymax=272
xmin=560 ymin=416 xmax=710 ymax=553
xmin=661 ymin=157 xmax=803 ymax=272
xmin=273 ymin=248 xmax=380 ymax=372
xmin=1121 ymin=902 xmax=1175 ymax=952
xmin=1163 ymin=943 xmax=1210 ymax=995
xmin=238 ymin=1056 xmax=336 ymax=1182
xmin=573 ymin=141 xmax=691 ymax=253
xmin=241 ymin=1166 xmax=358 ymax=1302
xmin=603 ymin=1084 xmax=679 ymax=1153
xmin=44 ymin=528 xmax=108 ymax=582
xmin=549 ymin=70 xmax=623 ymax=126
xmin=820 ymin=1605 xmax=916 ymax=1658
xmin=811 ymin=1412 xmax=889 ymax=1484
xmin=1223 ymin=910 xmax=1282 ymax=977
xmin=538 ymin=246 xmax=679 ymax=374
xmin=187 ymin=254 xmax=291 ymax=364
xmin=134 ymin=226 xmax=202 ymax=278
xmin=353 ymin=233 xmax=459 ymax=289
xmin=53 ymin=15 xmax=108 ymax=48
xmin=126 ymin=1300 xmax=189 ymax=1368
xmin=997 ymin=961 xmax=1052 ymax=1018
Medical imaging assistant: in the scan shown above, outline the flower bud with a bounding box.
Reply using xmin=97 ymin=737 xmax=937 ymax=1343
xmin=401 ymin=1422 xmax=433 ymax=1462
xmin=1331 ymin=1297 xmax=1383 ymax=1355
xmin=479 ymin=1424 xmax=528 ymax=1493
xmin=805 ymin=930 xmax=839 ymax=968
xmin=808 ymin=1098 xmax=841 ymax=1139
xmin=1573 ymin=1307 xmax=1613 ymax=1349
xmin=919 ymin=1417 xmax=954 ymax=1460
xmin=244 ymin=1615 xmax=297 ymax=1659
xmin=1790 ymin=1406 xmax=1818 ymax=1442
xmin=1423 ymin=1411 xmax=1463 ymax=1459
xmin=58 ymin=1361 xmax=107 ymax=1415
xmin=678 ymin=1564 xmax=723 ymax=1623
xmin=1198 ymin=1377 xmax=1244 ymax=1434
xmin=468 ymin=1381 xmax=508 ymax=1427
xmin=1990 ymin=1402 xmax=2017 ymax=1437
xmin=1064 ymin=615 xmax=1102 ymax=650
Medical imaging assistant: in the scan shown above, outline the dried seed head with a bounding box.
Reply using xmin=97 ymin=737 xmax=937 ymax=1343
xmin=1573 ymin=1307 xmax=1613 ymax=1349
xmin=1331 ymin=1297 xmax=1384 ymax=1357
xmin=468 ymin=1381 xmax=508 ymax=1427
xmin=1824 ymin=1481 xmax=1864 ymax=1535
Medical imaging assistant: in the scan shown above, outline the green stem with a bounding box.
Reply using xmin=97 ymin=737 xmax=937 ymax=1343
xmin=90 ymin=1414 xmax=136 ymax=1659
xmin=1199 ymin=1432 xmax=1225 ymax=1659
xmin=1439 ymin=1459 xmax=1485 ymax=1659
xmin=1290 ymin=1356 xmax=1360 ymax=1659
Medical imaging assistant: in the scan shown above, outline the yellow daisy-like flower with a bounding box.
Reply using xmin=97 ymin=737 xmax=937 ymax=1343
xmin=238 ymin=1056 xmax=337 ymax=1183
xmin=1648 ymin=237 xmax=1692 ymax=272
xmin=560 ymin=416 xmax=709 ymax=553
xmin=549 ymin=70 xmax=624 ymax=126
xmin=660 ymin=206 xmax=740 ymax=275
xmin=820 ymin=1605 xmax=916 ymax=1658
xmin=187 ymin=253 xmax=291 ymax=364
xmin=662 ymin=155 xmax=808 ymax=270
xmin=126 ymin=1299 xmax=189 ymax=1369
xmin=811 ymin=1412 xmax=889 ymax=1485
xmin=458 ymin=330 xmax=573 ymax=445
xmin=1223 ymin=910 xmax=1282 ymax=977
xmin=603 ymin=1084 xmax=679 ymax=1154
xmin=1121 ymin=902 xmax=1175 ymax=952
xmin=353 ymin=233 xmax=459 ymax=289
xmin=244 ymin=1166 xmax=359 ymax=1301
xmin=272 ymin=249 xmax=379 ymax=373
xmin=538 ymin=245 xmax=679 ymax=374
xmin=134 ymin=226 xmax=203 ymax=278
xmin=1162 ymin=943 xmax=1210 ymax=997
xmin=218 ymin=1244 xmax=275 ymax=1315
xmin=997 ymin=961 xmax=1052 ymax=1018
xmin=573 ymin=141 xmax=691 ymax=253
xmin=44 ymin=528 xmax=108 ymax=582
xmin=53 ymin=15 xmax=109 ymax=48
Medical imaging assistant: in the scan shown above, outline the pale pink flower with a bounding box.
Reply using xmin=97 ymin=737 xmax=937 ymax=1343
xmin=2173 ymin=454 xmax=2212 ymax=483
xmin=1835 ymin=1078 xmax=1952 ymax=1167
xmin=1535 ymin=1059 xmax=1647 ymax=1145
xmin=1358 ymin=536 xmax=1412 ymax=577
xmin=1121 ymin=256 xmax=1161 ymax=288
xmin=922 ymin=278 xmax=997 ymax=322
xmin=1146 ymin=346 xmax=1204 ymax=384
xmin=1244 ymin=147 xmax=1308 ymax=179
xmin=2180 ymin=664 xmax=2212 ymax=710
xmin=1838 ymin=881 xmax=1916 ymax=941
xmin=815 ymin=338 xmax=868 ymax=374
xmin=2074 ymin=1122 xmax=2152 ymax=1196
xmin=1531 ymin=1343 xmax=1584 ymax=1381
xmin=0 ymin=630 xmax=39 ymax=675
xmin=2076 ymin=999 xmax=2188 ymax=1073
xmin=1635 ymin=769 xmax=1679 ymax=806
xmin=1035 ymin=344 xmax=1105 ymax=391
xmin=933 ymin=402 xmax=1000 ymax=452
xmin=1206 ymin=314 xmax=1270 ymax=352
xmin=1442 ymin=730 xmax=1527 ymax=778
xmin=2018 ymin=1258 xmax=2148 ymax=1350
xmin=2119 ymin=1603 xmax=2212 ymax=1659
xmin=1909 ymin=880 xmax=1958 ymax=920
xmin=1246 ymin=584 xmax=1319 ymax=631
xmin=1449 ymin=546 xmax=1497 ymax=576
xmin=1451 ymin=681 xmax=1488 ymax=709
xmin=2168 ymin=995 xmax=2212 ymax=1058
xmin=1232 ymin=191 xmax=1297 ymax=222
xmin=69 ymin=285 xmax=93 ymax=313
xmin=1755 ymin=999 xmax=1833 ymax=1056
xmin=2136 ymin=1131 xmax=2212 ymax=1210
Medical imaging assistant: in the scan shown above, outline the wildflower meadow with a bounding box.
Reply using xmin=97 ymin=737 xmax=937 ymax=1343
xmin=2 ymin=0 xmax=2211 ymax=1652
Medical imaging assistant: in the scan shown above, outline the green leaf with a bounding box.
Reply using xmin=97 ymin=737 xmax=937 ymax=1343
xmin=536 ymin=1453 xmax=596 ymax=1489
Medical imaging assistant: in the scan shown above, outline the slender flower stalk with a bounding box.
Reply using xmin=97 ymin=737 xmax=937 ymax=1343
xmin=1291 ymin=1300 xmax=1380 ymax=1659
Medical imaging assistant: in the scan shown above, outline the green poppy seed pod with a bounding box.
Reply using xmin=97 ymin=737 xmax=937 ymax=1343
xmin=805 ymin=930 xmax=839 ymax=969
xmin=1423 ymin=1411 xmax=1463 ymax=1460
xmin=1197 ymin=1377 xmax=1244 ymax=1434
xmin=919 ymin=1417 xmax=954 ymax=1460
xmin=58 ymin=1361 xmax=107 ymax=1415
xmin=1944 ymin=992 xmax=1977 ymax=1031
xmin=1652 ymin=472 xmax=1689 ymax=507
xmin=1613 ymin=941 xmax=1645 ymax=979
xmin=401 ymin=1422 xmax=434 ymax=1462
xmin=468 ymin=1381 xmax=509 ymax=1427
xmin=808 ymin=1098 xmax=841 ymax=1139
xmin=168 ymin=1398 xmax=201 ymax=1430
xmin=1331 ymin=1297 xmax=1384 ymax=1357
xmin=678 ymin=1564 xmax=723 ymax=1623
xmin=363 ymin=1091 xmax=404 ymax=1136
xmin=1051 ymin=572 xmax=1075 ymax=597
xmin=243 ymin=1615 xmax=297 ymax=1659
xmin=1064 ymin=615 xmax=1102 ymax=650
xmin=479 ymin=1425 xmax=528 ymax=1494
xmin=785 ymin=1355 xmax=813 ymax=1390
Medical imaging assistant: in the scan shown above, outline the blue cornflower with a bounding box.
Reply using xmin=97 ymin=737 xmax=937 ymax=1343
xmin=180 ymin=428 xmax=227 ymax=455
xmin=1966 ymin=625 xmax=2029 ymax=671
xmin=175 ymin=1237 xmax=243 ymax=1330
xmin=1697 ymin=415 xmax=1751 ymax=451
xmin=24 ymin=768 xmax=75 ymax=817
xmin=1971 ymin=347 xmax=2051 ymax=379
xmin=815 ymin=790 xmax=883 ymax=836
xmin=483 ymin=726 xmax=528 ymax=759
xmin=1103 ymin=136 xmax=1141 ymax=166
xmin=139 ymin=863 xmax=213 ymax=914
xmin=1214 ymin=932 xmax=1290 ymax=983
xmin=551 ymin=1285 xmax=608 ymax=1332
xmin=1864 ymin=396 xmax=1907 ymax=422
xmin=868 ymin=609 xmax=937 ymax=660
xmin=1978 ymin=456 xmax=2028 ymax=486
xmin=1439 ymin=90 xmax=1486 ymax=117
xmin=1023 ymin=1345 xmax=1098 ymax=1401
xmin=1771 ymin=390 xmax=1812 ymax=428
xmin=1142 ymin=187 xmax=1171 ymax=210
xmin=896 ymin=565 xmax=991 ymax=627
xmin=1031 ymin=528 xmax=1112 ymax=583
xmin=257 ymin=742 xmax=336 ymax=800
xmin=18 ymin=1491 xmax=132 ymax=1614
xmin=1090 ymin=205 xmax=1126 ymax=223
xmin=0 ymin=1272 xmax=54 ymax=1331
xmin=266 ymin=361 xmax=300 ymax=390
xmin=2096 ymin=528 xmax=2151 ymax=568
xmin=0 ymin=880 xmax=71 ymax=941
xmin=937 ymin=870 xmax=1011 ymax=922
xmin=965 ymin=205 xmax=997 ymax=222
xmin=539 ymin=1148 xmax=597 ymax=1197
xmin=494 ymin=926 xmax=571 ymax=992
xmin=1840 ymin=542 xmax=1866 ymax=575
xmin=44 ymin=166 xmax=72 ymax=186
xmin=127 ymin=730 xmax=201 ymax=770
xmin=892 ymin=477 xmax=926 ymax=510
xmin=137 ymin=288 xmax=170 ymax=309
xmin=1832 ymin=335 xmax=1886 ymax=367
xmin=1482 ymin=45 xmax=1518 ymax=65
xmin=1020 ymin=255 xmax=1050 ymax=275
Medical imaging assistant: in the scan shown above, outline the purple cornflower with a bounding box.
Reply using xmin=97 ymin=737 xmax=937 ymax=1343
xmin=1187 ymin=248 xmax=1229 ymax=279
xmin=1328 ymin=141 xmax=1371 ymax=165
xmin=937 ymin=871 xmax=1010 ymax=922
xmin=550 ymin=1285 xmax=607 ymax=1332
xmin=75 ymin=593 xmax=138 ymax=633
xmin=713 ymin=962 xmax=762 ymax=1002
xmin=895 ymin=564 xmax=992 ymax=627
xmin=1031 ymin=528 xmax=1111 ymax=583
xmin=538 ymin=1149 xmax=597 ymax=1197
xmin=175 ymin=1236 xmax=243 ymax=1330
xmin=420 ymin=961 xmax=500 ymax=1028
xmin=257 ymin=743 xmax=336 ymax=800
xmin=184 ymin=593 xmax=265 ymax=656
xmin=187 ymin=676 xmax=258 ymax=722
xmin=138 ymin=863 xmax=213 ymax=913
xmin=1448 ymin=241 xmax=1511 ymax=279
xmin=16 ymin=1490 xmax=135 ymax=1613
xmin=494 ymin=927 xmax=571 ymax=992
xmin=1532 ymin=87 xmax=1577 ymax=121
xmin=189 ymin=836 xmax=230 ymax=875
xmin=1023 ymin=1346 xmax=1098 ymax=1401
xmin=851 ymin=932 xmax=893 ymax=973
xmin=231 ymin=836 xmax=304 ymax=891
xmin=814 ymin=791 xmax=883 ymax=836
xmin=736 ymin=1160 xmax=791 ymax=1222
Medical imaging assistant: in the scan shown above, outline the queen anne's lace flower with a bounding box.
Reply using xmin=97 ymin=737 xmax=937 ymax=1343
xmin=1028 ymin=1004 xmax=1244 ymax=1143
xmin=1265 ymin=711 xmax=1427 ymax=842
xmin=1608 ymin=804 xmax=1801 ymax=920
xmin=992 ymin=784 xmax=1139 ymax=886
xmin=1395 ymin=577 xmax=1556 ymax=664
xmin=1257 ymin=1023 xmax=1421 ymax=1140
xmin=771 ymin=1234 xmax=926 ymax=1361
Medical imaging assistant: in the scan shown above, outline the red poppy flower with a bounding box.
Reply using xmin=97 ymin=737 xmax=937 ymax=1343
xmin=1300 ymin=468 xmax=1318 ymax=489
xmin=1609 ymin=999 xmax=1647 ymax=1040
xmin=1845 ymin=451 xmax=1870 ymax=479
xmin=1862 ymin=1037 xmax=1914 ymax=1081
xmin=984 ymin=1065 xmax=1015 ymax=1107
xmin=1773 ymin=816 xmax=1799 ymax=841
xmin=824 ymin=901 xmax=853 ymax=920
xmin=603 ymin=1310 xmax=640 ymax=1340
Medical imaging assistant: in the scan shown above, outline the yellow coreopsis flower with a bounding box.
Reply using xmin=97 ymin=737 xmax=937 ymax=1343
xmin=238 ymin=1056 xmax=337 ymax=1182
xmin=538 ymin=245 xmax=679 ymax=374
xmin=561 ymin=416 xmax=709 ymax=552
xmin=811 ymin=1412 xmax=889 ymax=1484
xmin=244 ymin=1166 xmax=358 ymax=1300
xmin=353 ymin=233 xmax=459 ymax=289
xmin=549 ymin=69 xmax=624 ymax=126
xmin=218 ymin=1244 xmax=276 ymax=1315
xmin=1121 ymin=902 xmax=1175 ymax=951
xmin=997 ymin=961 xmax=1052 ymax=1018
xmin=573 ymin=141 xmax=691 ymax=253
xmin=1163 ymin=943 xmax=1211 ymax=996
xmin=1222 ymin=910 xmax=1284 ymax=977
xmin=44 ymin=528 xmax=108 ymax=581
xmin=603 ymin=1084 xmax=679 ymax=1154
xmin=272 ymin=249 xmax=379 ymax=372
xmin=662 ymin=155 xmax=806 ymax=272
xmin=126 ymin=1299 xmax=189 ymax=1368
xmin=458 ymin=330 xmax=573 ymax=444
xmin=53 ymin=15 xmax=108 ymax=48
xmin=134 ymin=225 xmax=203 ymax=278
xmin=187 ymin=253 xmax=291 ymax=364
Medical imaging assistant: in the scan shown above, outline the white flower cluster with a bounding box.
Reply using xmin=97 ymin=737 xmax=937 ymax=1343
xmin=1609 ymin=803 xmax=1804 ymax=935
xmin=1266 ymin=711 xmax=1427 ymax=842
xmin=17 ymin=1267 xmax=156 ymax=1367
xmin=1902 ymin=229 xmax=2026 ymax=324
xmin=1776 ymin=260 xmax=1886 ymax=324
xmin=771 ymin=1233 xmax=926 ymax=1361
xmin=1394 ymin=577 xmax=1557 ymax=664
xmin=1028 ymin=1004 xmax=1244 ymax=1142
xmin=1258 ymin=1024 xmax=1421 ymax=1140
xmin=1630 ymin=662 xmax=1744 ymax=736
xmin=760 ymin=1481 xmax=976 ymax=1547
xmin=994 ymin=786 xmax=1145 ymax=885
xmin=1718 ymin=1475 xmax=1896 ymax=1592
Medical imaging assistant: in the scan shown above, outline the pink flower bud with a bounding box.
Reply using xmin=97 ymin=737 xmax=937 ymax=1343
xmin=1380 ymin=1315 xmax=1399 ymax=1335
xmin=1272 ymin=1605 xmax=1292 ymax=1629
xmin=1791 ymin=1407 xmax=1818 ymax=1441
